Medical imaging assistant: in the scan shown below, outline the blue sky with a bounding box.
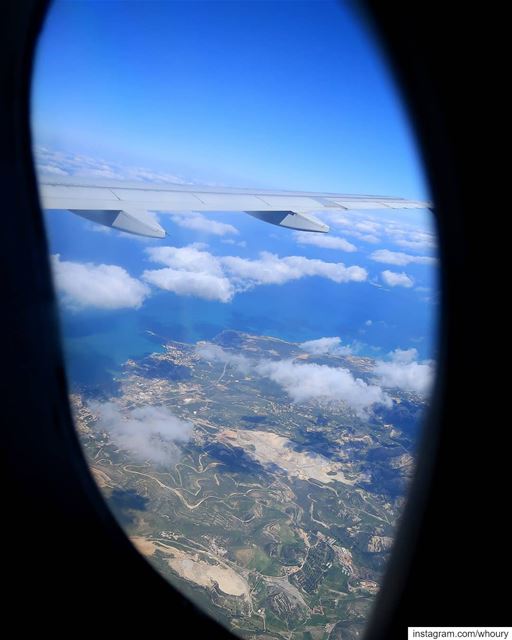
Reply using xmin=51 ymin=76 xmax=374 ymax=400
xmin=32 ymin=0 xmax=428 ymax=197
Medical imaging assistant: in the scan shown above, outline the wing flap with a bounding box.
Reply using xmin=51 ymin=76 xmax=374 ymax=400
xmin=246 ymin=211 xmax=329 ymax=233
xmin=70 ymin=209 xmax=166 ymax=238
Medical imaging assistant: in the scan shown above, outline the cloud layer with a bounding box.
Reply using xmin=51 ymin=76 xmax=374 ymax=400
xmin=381 ymin=270 xmax=414 ymax=288
xmin=90 ymin=401 xmax=193 ymax=465
xmin=143 ymin=244 xmax=234 ymax=302
xmin=255 ymin=358 xmax=390 ymax=415
xmin=293 ymin=232 xmax=357 ymax=252
xmin=196 ymin=343 xmax=252 ymax=373
xmin=51 ymin=254 xmax=150 ymax=310
xmin=198 ymin=340 xmax=435 ymax=411
xmin=370 ymin=249 xmax=437 ymax=266
xmin=196 ymin=343 xmax=390 ymax=417
xmin=299 ymin=336 xmax=352 ymax=356
xmin=51 ymin=243 xmax=369 ymax=310
xmin=169 ymin=212 xmax=238 ymax=237
xmin=373 ymin=348 xmax=435 ymax=396
xmin=143 ymin=244 xmax=368 ymax=302
xmin=318 ymin=209 xmax=437 ymax=252
xmin=35 ymin=146 xmax=192 ymax=185
xmin=222 ymin=252 xmax=367 ymax=286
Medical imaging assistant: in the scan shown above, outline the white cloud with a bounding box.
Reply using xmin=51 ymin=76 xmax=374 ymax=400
xmin=89 ymin=401 xmax=193 ymax=465
xmin=356 ymin=233 xmax=380 ymax=244
xmin=196 ymin=343 xmax=252 ymax=373
xmin=381 ymin=270 xmax=414 ymax=288
xmin=255 ymin=359 xmax=390 ymax=416
xmin=319 ymin=212 xmax=382 ymax=244
xmin=51 ymin=254 xmax=149 ymax=310
xmin=382 ymin=220 xmax=437 ymax=251
xmin=319 ymin=209 xmax=437 ymax=251
xmin=389 ymin=348 xmax=418 ymax=364
xmin=222 ymin=238 xmax=247 ymax=248
xmin=169 ymin=212 xmax=238 ymax=236
xmin=199 ymin=341 xmax=435 ymax=404
xmin=390 ymin=230 xmax=436 ymax=251
xmin=37 ymin=163 xmax=69 ymax=176
xmin=355 ymin=220 xmax=381 ymax=234
xmin=222 ymin=251 xmax=367 ymax=286
xmin=34 ymin=147 xmax=192 ymax=185
xmin=373 ymin=348 xmax=435 ymax=396
xmin=299 ymin=336 xmax=352 ymax=356
xmin=196 ymin=343 xmax=390 ymax=417
xmin=394 ymin=237 xmax=435 ymax=251
xmin=371 ymin=249 xmax=437 ymax=266
xmin=143 ymin=244 xmax=234 ymax=302
xmin=143 ymin=245 xmax=368 ymax=303
xmin=146 ymin=244 xmax=222 ymax=275
xmin=143 ymin=268 xmax=234 ymax=302
xmin=293 ymin=232 xmax=357 ymax=252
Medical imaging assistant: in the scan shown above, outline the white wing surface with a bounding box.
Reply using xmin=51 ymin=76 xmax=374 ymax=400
xmin=39 ymin=176 xmax=431 ymax=239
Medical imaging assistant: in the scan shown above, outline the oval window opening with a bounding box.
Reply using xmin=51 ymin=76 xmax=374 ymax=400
xmin=31 ymin=2 xmax=438 ymax=638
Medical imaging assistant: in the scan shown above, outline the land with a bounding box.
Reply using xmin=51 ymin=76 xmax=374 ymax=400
xmin=71 ymin=330 xmax=425 ymax=639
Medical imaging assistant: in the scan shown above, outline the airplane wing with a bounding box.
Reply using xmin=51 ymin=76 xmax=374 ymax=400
xmin=39 ymin=175 xmax=432 ymax=239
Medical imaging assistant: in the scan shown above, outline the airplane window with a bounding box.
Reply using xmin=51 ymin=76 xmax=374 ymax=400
xmin=31 ymin=1 xmax=438 ymax=638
